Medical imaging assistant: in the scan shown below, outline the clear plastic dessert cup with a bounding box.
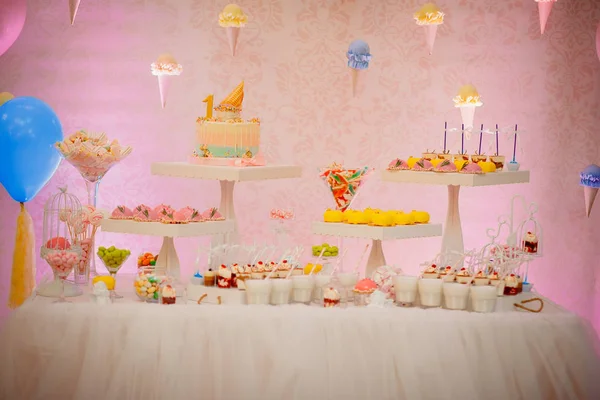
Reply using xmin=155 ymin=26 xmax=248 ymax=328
xmin=442 ymin=282 xmax=470 ymax=310
xmin=313 ymin=274 xmax=332 ymax=303
xmin=245 ymin=279 xmax=272 ymax=305
xmin=292 ymin=275 xmax=315 ymax=304
xmin=393 ymin=275 xmax=418 ymax=306
xmin=470 ymin=285 xmax=497 ymax=313
xmin=338 ymin=271 xmax=359 ymax=302
xmin=270 ymin=279 xmax=292 ymax=305
xmin=418 ymin=278 xmax=443 ymax=307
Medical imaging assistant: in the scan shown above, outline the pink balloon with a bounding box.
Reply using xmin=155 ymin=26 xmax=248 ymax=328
xmin=596 ymin=22 xmax=600 ymax=62
xmin=0 ymin=0 xmax=26 ymax=57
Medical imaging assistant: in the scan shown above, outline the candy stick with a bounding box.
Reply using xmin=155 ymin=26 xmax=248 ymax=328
xmin=512 ymin=124 xmax=518 ymax=162
xmin=330 ymin=248 xmax=349 ymax=276
xmin=443 ymin=121 xmax=447 ymax=153
xmin=309 ymin=248 xmax=327 ymax=276
xmin=353 ymin=244 xmax=370 ymax=274
xmin=478 ymin=124 xmax=483 ymax=154
xmin=495 ymin=124 xmax=499 ymax=156
xmin=461 ymin=124 xmax=465 ymax=154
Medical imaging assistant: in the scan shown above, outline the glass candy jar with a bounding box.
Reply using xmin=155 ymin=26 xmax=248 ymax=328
xmin=134 ymin=267 xmax=169 ymax=303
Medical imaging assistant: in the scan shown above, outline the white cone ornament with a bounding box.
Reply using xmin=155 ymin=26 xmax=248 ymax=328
xmin=69 ymin=0 xmax=81 ymax=25
xmin=414 ymin=3 xmax=445 ymax=55
xmin=536 ymin=0 xmax=557 ymax=35
xmin=150 ymin=53 xmax=182 ymax=109
xmin=580 ymin=165 xmax=600 ymax=218
xmin=219 ymin=4 xmax=248 ymax=56
xmin=347 ymin=40 xmax=372 ymax=97
xmin=596 ymin=21 xmax=600 ymax=62
xmin=453 ymin=84 xmax=483 ymax=130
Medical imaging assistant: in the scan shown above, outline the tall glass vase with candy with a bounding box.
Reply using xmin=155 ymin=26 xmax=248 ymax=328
xmin=319 ymin=163 xmax=373 ymax=269
xmin=67 ymin=206 xmax=104 ymax=284
xmin=55 ymin=130 xmax=133 ymax=277
xmin=38 ymin=187 xmax=84 ymax=300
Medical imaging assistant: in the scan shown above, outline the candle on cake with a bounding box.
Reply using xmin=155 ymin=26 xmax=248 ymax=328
xmin=413 ymin=3 xmax=445 ymax=55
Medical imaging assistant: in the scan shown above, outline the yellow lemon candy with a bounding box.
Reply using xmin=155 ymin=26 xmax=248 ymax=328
xmin=454 ymin=159 xmax=467 ymax=171
xmin=347 ymin=211 xmax=368 ymax=224
xmin=478 ymin=160 xmax=497 ymax=173
xmin=394 ymin=212 xmax=410 ymax=225
xmin=323 ymin=208 xmax=344 ymax=223
xmin=304 ymin=263 xmax=323 ymax=275
xmin=342 ymin=209 xmax=355 ymax=222
xmin=371 ymin=213 xmax=395 ymax=227
xmin=92 ymin=275 xmax=116 ymax=290
xmin=411 ymin=210 xmax=430 ymax=224
xmin=431 ymin=158 xmax=443 ymax=167
xmin=407 ymin=156 xmax=420 ymax=169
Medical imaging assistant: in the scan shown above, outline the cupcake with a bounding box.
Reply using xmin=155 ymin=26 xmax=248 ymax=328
xmin=236 ymin=264 xmax=252 ymax=289
xmin=387 ymin=158 xmax=410 ymax=171
xmin=230 ymin=264 xmax=239 ymax=287
xmin=161 ymin=210 xmax=190 ymax=224
xmin=190 ymin=209 xmax=204 ymax=222
xmin=412 ymin=158 xmax=434 ymax=171
xmin=503 ymin=274 xmax=520 ymax=295
xmin=110 ymin=205 xmax=133 ymax=220
xmin=202 ymin=207 xmax=225 ymax=221
xmin=460 ymin=162 xmax=483 ymax=174
xmin=434 ymin=159 xmax=457 ymax=173
xmin=439 ymin=266 xmax=455 ymax=282
xmin=473 ymin=271 xmax=490 ymax=286
xmin=422 ymin=150 xmax=437 ymax=161
xmin=217 ymin=265 xmax=232 ymax=288
xmin=264 ymin=262 xmax=275 ymax=278
xmin=490 ymin=155 xmax=505 ymax=171
xmin=204 ymin=269 xmax=216 ymax=286
xmin=422 ymin=264 xmax=439 ymax=279
xmin=134 ymin=208 xmax=158 ymax=222
xmin=161 ymin=285 xmax=176 ymax=304
xmin=488 ymin=270 xmax=501 ymax=287
xmin=251 ymin=262 xmax=265 ymax=279
xmin=277 ymin=260 xmax=291 ymax=278
xmin=323 ymin=287 xmax=341 ymax=308
xmin=178 ymin=206 xmax=196 ymax=219
xmin=353 ymin=278 xmax=377 ymax=294
xmin=153 ymin=204 xmax=175 ymax=218
xmin=522 ymin=232 xmax=538 ymax=254
xmin=455 ymin=268 xmax=472 ymax=284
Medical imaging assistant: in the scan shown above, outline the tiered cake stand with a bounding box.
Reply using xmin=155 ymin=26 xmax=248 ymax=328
xmin=312 ymin=222 xmax=443 ymax=277
xmin=150 ymin=162 xmax=302 ymax=245
xmin=100 ymin=218 xmax=234 ymax=279
xmin=380 ymin=170 xmax=530 ymax=265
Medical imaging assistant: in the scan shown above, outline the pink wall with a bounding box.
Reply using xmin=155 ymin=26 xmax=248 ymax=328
xmin=0 ymin=0 xmax=599 ymax=327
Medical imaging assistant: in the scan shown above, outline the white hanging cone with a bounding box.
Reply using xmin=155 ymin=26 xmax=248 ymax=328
xmin=69 ymin=0 xmax=81 ymax=25
xmin=157 ymin=75 xmax=172 ymax=108
xmin=459 ymin=105 xmax=476 ymax=129
xmin=226 ymin=27 xmax=240 ymax=56
xmin=424 ymin=25 xmax=438 ymax=55
xmin=584 ymin=186 xmax=598 ymax=217
xmin=538 ymin=1 xmax=555 ymax=35
xmin=350 ymin=68 xmax=367 ymax=97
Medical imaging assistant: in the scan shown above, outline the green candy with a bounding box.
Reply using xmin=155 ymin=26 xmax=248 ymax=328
xmin=150 ymin=260 xmax=156 ymax=266
xmin=153 ymin=292 xmax=159 ymax=300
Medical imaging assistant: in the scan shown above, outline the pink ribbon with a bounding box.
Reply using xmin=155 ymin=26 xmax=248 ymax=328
xmin=232 ymin=154 xmax=266 ymax=167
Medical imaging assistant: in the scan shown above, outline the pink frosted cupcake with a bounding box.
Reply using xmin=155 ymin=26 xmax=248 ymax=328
xmin=460 ymin=162 xmax=484 ymax=174
xmin=110 ymin=205 xmax=133 ymax=220
xmin=134 ymin=208 xmax=158 ymax=222
xmin=412 ymin=158 xmax=433 ymax=171
xmin=189 ymin=208 xmax=204 ymax=222
xmin=387 ymin=159 xmax=410 ymax=171
xmin=178 ymin=206 xmax=195 ymax=219
xmin=202 ymin=207 xmax=225 ymax=221
xmin=161 ymin=210 xmax=190 ymax=224
xmin=433 ymin=159 xmax=457 ymax=173
xmin=153 ymin=204 xmax=175 ymax=218
xmin=134 ymin=204 xmax=152 ymax=218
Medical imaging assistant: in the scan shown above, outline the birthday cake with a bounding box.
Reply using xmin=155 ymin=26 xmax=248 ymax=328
xmin=191 ymin=81 xmax=260 ymax=163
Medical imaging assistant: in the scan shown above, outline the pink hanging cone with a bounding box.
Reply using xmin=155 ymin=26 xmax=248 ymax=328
xmin=459 ymin=106 xmax=476 ymax=129
xmin=226 ymin=27 xmax=240 ymax=56
xmin=538 ymin=1 xmax=555 ymax=35
xmin=424 ymin=25 xmax=438 ymax=55
xmin=69 ymin=0 xmax=81 ymax=25
xmin=595 ymin=21 xmax=600 ymax=62
xmin=350 ymin=68 xmax=367 ymax=97
xmin=157 ymin=75 xmax=172 ymax=108
xmin=584 ymin=186 xmax=598 ymax=217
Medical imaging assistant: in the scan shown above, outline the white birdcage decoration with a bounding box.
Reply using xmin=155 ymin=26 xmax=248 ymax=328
xmin=40 ymin=187 xmax=83 ymax=301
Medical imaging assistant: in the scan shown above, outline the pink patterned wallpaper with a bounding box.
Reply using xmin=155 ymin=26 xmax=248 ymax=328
xmin=0 ymin=0 xmax=599 ymax=329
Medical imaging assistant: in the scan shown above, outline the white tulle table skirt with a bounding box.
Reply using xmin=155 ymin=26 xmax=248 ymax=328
xmin=1 ymin=285 xmax=599 ymax=400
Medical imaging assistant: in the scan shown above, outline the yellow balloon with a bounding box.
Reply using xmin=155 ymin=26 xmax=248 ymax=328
xmin=0 ymin=92 xmax=15 ymax=107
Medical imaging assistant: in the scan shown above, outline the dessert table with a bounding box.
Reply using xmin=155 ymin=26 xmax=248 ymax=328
xmin=1 ymin=278 xmax=599 ymax=400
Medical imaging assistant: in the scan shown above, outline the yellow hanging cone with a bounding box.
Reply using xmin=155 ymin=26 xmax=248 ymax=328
xmin=8 ymin=203 xmax=36 ymax=309
xmin=219 ymin=81 xmax=244 ymax=109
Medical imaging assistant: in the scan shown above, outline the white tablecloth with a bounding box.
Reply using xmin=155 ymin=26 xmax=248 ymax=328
xmin=1 ymin=279 xmax=599 ymax=400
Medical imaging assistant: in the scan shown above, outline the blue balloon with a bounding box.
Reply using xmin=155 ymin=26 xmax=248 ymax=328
xmin=0 ymin=96 xmax=63 ymax=202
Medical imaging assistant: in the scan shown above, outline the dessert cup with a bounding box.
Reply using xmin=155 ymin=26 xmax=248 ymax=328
xmin=245 ymin=279 xmax=272 ymax=305
xmin=270 ymin=279 xmax=292 ymax=305
xmin=471 ymin=154 xmax=487 ymax=163
xmin=522 ymin=282 xmax=534 ymax=292
xmin=470 ymin=285 xmax=497 ymax=313
xmin=418 ymin=278 xmax=443 ymax=307
xmin=473 ymin=277 xmax=490 ymax=286
xmin=204 ymin=270 xmax=216 ymax=287
xmin=313 ymin=274 xmax=332 ymax=303
xmin=338 ymin=271 xmax=359 ymax=302
xmin=292 ymin=275 xmax=315 ymax=304
xmin=507 ymin=161 xmax=520 ymax=171
xmin=393 ymin=275 xmax=418 ymax=306
xmin=437 ymin=153 xmax=452 ymax=161
xmin=442 ymin=282 xmax=470 ymax=310
xmin=490 ymin=155 xmax=505 ymax=171
xmin=422 ymin=151 xmax=436 ymax=161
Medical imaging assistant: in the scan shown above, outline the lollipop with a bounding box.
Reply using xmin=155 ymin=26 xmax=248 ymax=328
xmin=151 ymin=53 xmax=183 ymax=108
xmin=453 ymin=84 xmax=483 ymax=130
xmin=414 ymin=3 xmax=445 ymax=55
xmin=347 ymin=40 xmax=372 ymax=97
xmin=580 ymin=164 xmax=600 ymax=217
xmin=319 ymin=163 xmax=372 ymax=211
xmin=219 ymin=4 xmax=248 ymax=56
xmin=536 ymin=0 xmax=557 ymax=35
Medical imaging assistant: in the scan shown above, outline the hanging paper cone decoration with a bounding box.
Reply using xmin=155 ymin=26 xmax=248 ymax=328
xmin=157 ymin=75 xmax=172 ymax=109
xmin=596 ymin=21 xmax=600 ymax=62
xmin=453 ymin=84 xmax=483 ymax=132
xmin=580 ymin=164 xmax=600 ymax=218
xmin=459 ymin=106 xmax=476 ymax=130
xmin=346 ymin=40 xmax=372 ymax=98
xmin=218 ymin=4 xmax=248 ymax=57
xmin=537 ymin=0 xmax=556 ymax=35
xmin=150 ymin=53 xmax=182 ymax=109
xmin=69 ymin=0 xmax=81 ymax=25
xmin=414 ymin=3 xmax=445 ymax=55
xmin=584 ymin=187 xmax=598 ymax=217
xmin=350 ymin=68 xmax=367 ymax=97
xmin=425 ymin=25 xmax=438 ymax=55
